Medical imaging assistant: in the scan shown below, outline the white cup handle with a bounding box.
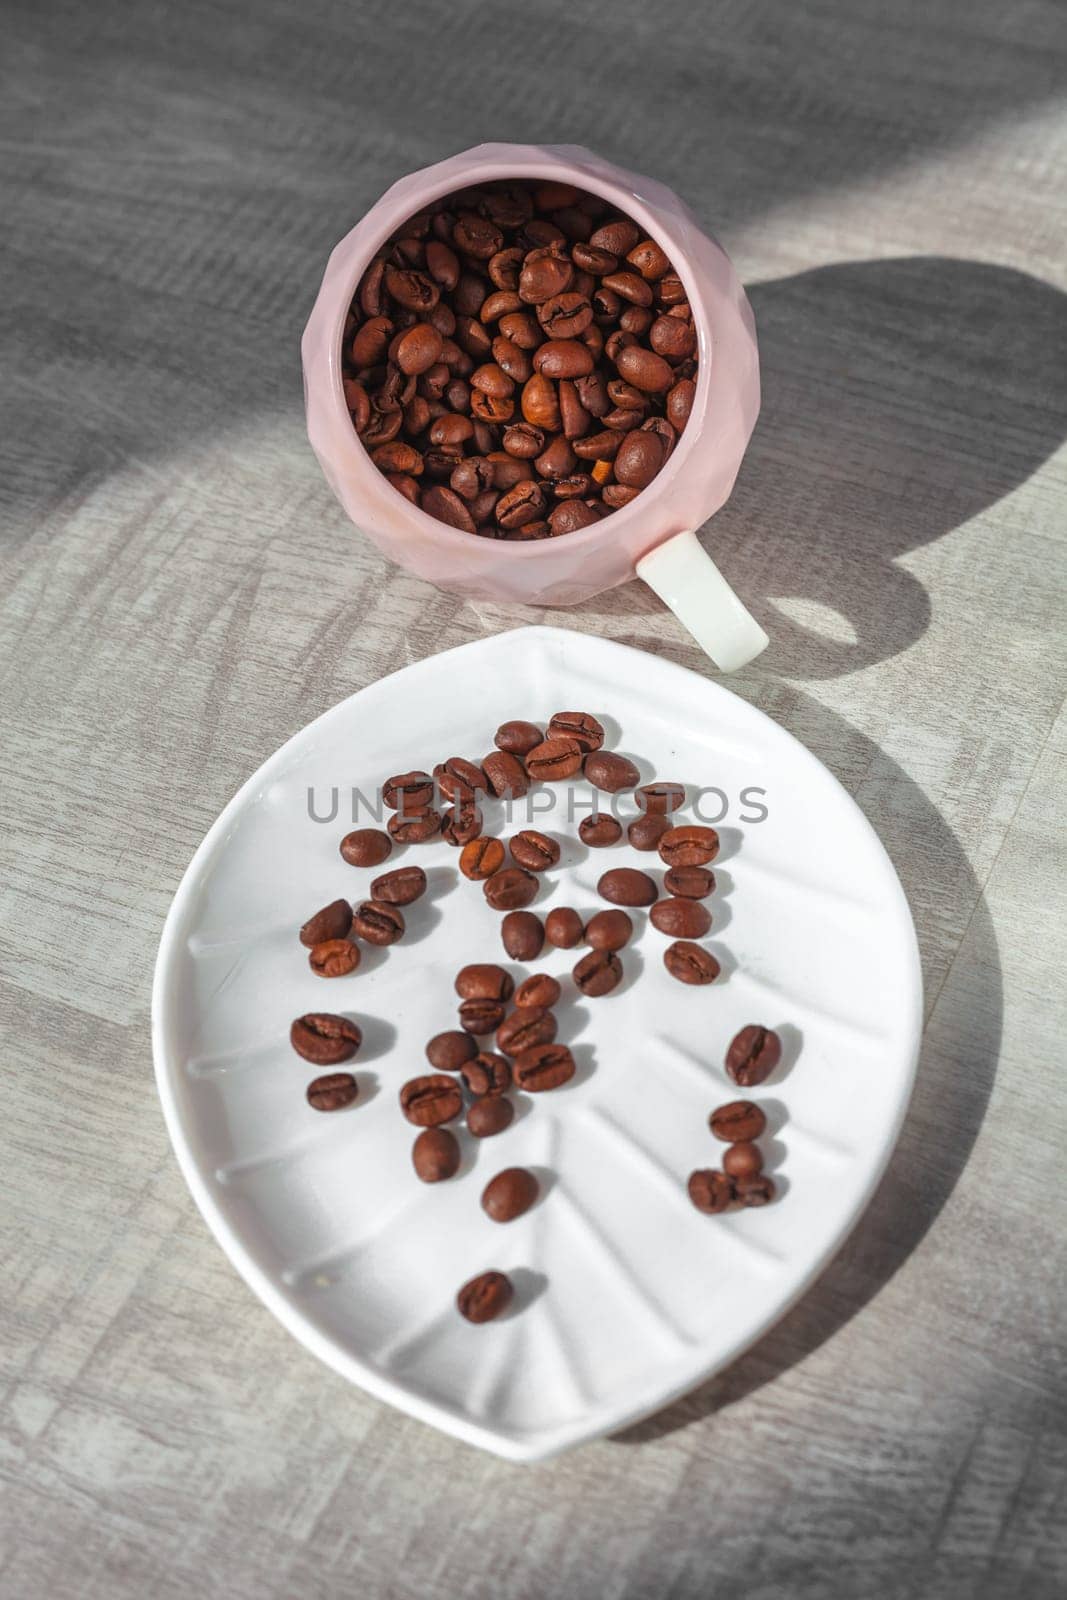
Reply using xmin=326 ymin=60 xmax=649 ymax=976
xmin=636 ymin=529 xmax=769 ymax=672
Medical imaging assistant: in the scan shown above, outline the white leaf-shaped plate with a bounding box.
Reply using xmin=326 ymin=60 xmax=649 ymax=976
xmin=152 ymin=626 xmax=921 ymax=1461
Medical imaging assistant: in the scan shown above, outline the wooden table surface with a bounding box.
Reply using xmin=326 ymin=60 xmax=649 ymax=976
xmin=2 ymin=2 xmax=1065 ymax=1595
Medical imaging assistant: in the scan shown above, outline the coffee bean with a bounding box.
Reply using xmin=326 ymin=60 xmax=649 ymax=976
xmin=723 ymin=1141 xmax=764 ymax=1178
xmin=484 ymin=867 xmax=539 ymax=911
xmin=426 ymin=1030 xmax=477 ymax=1071
xmin=388 ymin=809 xmax=441 ymax=843
xmin=658 ymin=825 xmax=720 ymax=867
xmin=544 ymin=906 xmax=584 ymax=947
xmin=614 ymin=429 xmax=665 ymax=489
xmin=663 ymin=941 xmax=720 ymax=985
xmin=481 ymin=1167 xmax=539 ymax=1223
xmin=546 ymin=710 xmax=604 ymax=751
xmin=650 ymin=897 xmax=712 ymax=938
xmin=399 ymin=1074 xmax=463 ymax=1126
xmin=725 ymin=1025 xmax=782 ymax=1087
xmin=585 ymin=751 xmax=639 ymax=792
xmin=481 ymin=749 xmax=529 ymax=798
xmin=734 ymin=1174 xmax=776 ymax=1206
xmin=584 ymin=908 xmax=633 ymax=951
xmin=438 ymin=802 xmax=480 ymax=845
xmin=299 ymin=898 xmax=353 ymax=948
xmin=496 ymin=1006 xmax=557 ymax=1055
xmin=460 ymin=837 xmax=505 ymax=879
xmin=525 ymin=736 xmax=583 ymax=781
xmin=309 ymin=939 xmax=361 ymax=977
xmin=663 ymin=865 xmax=715 ymax=900
xmin=688 ymin=1169 xmax=732 ymax=1213
xmin=371 ymin=865 xmax=427 ymax=904
xmin=598 ymin=867 xmax=657 ymax=907
xmin=339 ymin=829 xmax=392 ymax=868
xmin=290 ymin=1013 xmax=362 ymax=1065
xmin=412 ymin=1127 xmax=461 ymax=1182
xmin=455 ymin=963 xmax=515 ymax=1001
xmin=579 ymin=812 xmax=623 ymax=847
xmin=467 ymin=1096 xmax=515 ymax=1137
xmin=458 ymin=997 xmax=507 ymax=1035
xmin=457 ymin=1269 xmax=513 ymax=1322
xmin=500 ymin=909 xmax=545 ymax=961
xmin=383 ymin=770 xmax=433 ymax=810
xmin=352 ymin=900 xmax=405 ymax=946
xmin=509 ymin=829 xmax=560 ymax=871
xmin=512 ymin=1042 xmax=575 ymax=1092
xmin=709 ymin=1100 xmax=767 ymax=1142
xmin=628 ymin=813 xmax=670 ymax=851
xmin=307 ymin=1072 xmax=359 ymax=1112
xmin=461 ymin=1051 xmax=512 ymax=1096
xmin=573 ymin=948 xmax=623 ymax=996
xmin=495 ymin=720 xmax=542 ymax=756
xmin=515 ymin=973 xmax=562 ymax=1008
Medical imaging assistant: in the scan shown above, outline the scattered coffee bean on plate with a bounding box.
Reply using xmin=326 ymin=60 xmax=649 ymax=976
xmin=352 ymin=900 xmax=405 ymax=945
xmin=389 ymin=809 xmax=441 ymax=843
xmin=546 ymin=711 xmax=604 ymax=751
xmin=306 ymin=1072 xmax=358 ymax=1112
xmin=501 ymin=909 xmax=545 ymax=960
xmin=725 ymin=1025 xmax=782 ymax=1086
xmin=579 ymin=812 xmax=623 ymax=846
xmin=663 ymin=941 xmax=720 ymax=985
xmin=467 ymin=1096 xmax=515 ymax=1137
xmin=627 ymin=813 xmax=670 ymax=851
xmin=458 ymin=997 xmax=507 ymax=1035
xmin=412 ymin=1127 xmax=461 ymax=1182
xmin=455 ymin=963 xmax=514 ymax=1001
xmin=426 ymin=1030 xmax=478 ymax=1071
xmin=509 ymin=829 xmax=561 ymax=871
xmin=650 ymin=897 xmax=712 ymax=938
xmin=299 ymin=898 xmax=352 ymax=947
xmin=383 ymin=771 xmax=434 ymax=810
xmin=461 ymin=1052 xmax=512 ymax=1096
xmin=663 ymin=865 xmax=714 ymax=899
xmin=658 ymin=824 xmax=720 ymax=867
xmin=598 ymin=867 xmax=657 ymax=906
xmin=513 ymin=1042 xmax=575 ymax=1092
xmin=481 ymin=749 xmax=529 ymax=798
xmin=636 ymin=781 xmax=685 ymax=814
xmin=371 ymin=865 xmax=427 ymax=904
xmin=584 ymin=908 xmax=633 ymax=951
xmin=585 ymin=751 xmax=639 ymax=792
xmin=525 ymin=737 xmax=584 ymax=781
xmin=514 ymin=972 xmax=561 ymax=1008
xmin=399 ymin=1074 xmax=463 ymax=1126
xmin=481 ymin=1167 xmax=539 ymax=1223
xmin=290 ymin=1013 xmax=362 ymax=1065
xmin=457 ymin=1269 xmax=513 ymax=1323
xmin=544 ymin=906 xmax=584 ymax=947
xmin=687 ymin=1169 xmax=733 ymax=1213
xmin=723 ymin=1141 xmax=764 ymax=1178
xmin=484 ymin=866 xmax=539 ymax=910
xmin=441 ymin=802 xmax=483 ymax=844
xmin=340 ymin=828 xmax=393 ymax=867
xmin=460 ymin=837 xmax=505 ymax=879
xmin=573 ymin=948 xmax=623 ymax=996
xmin=495 ymin=720 xmax=542 ymax=756
xmin=309 ymin=939 xmax=361 ymax=977
xmin=709 ymin=1100 xmax=767 ymax=1142
xmin=496 ymin=1006 xmax=557 ymax=1055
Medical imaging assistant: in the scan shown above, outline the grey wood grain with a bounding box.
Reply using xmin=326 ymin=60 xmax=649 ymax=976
xmin=2 ymin=1 xmax=1066 ymax=1596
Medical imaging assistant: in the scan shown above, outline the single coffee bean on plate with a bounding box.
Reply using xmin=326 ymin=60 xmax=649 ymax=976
xmin=371 ymin=864 xmax=427 ymax=904
xmin=412 ymin=1127 xmax=461 ymax=1182
xmin=457 ymin=1269 xmax=513 ymax=1323
xmin=585 ymin=751 xmax=639 ymax=792
xmin=573 ymin=947 xmax=623 ymax=996
xmin=584 ymin=908 xmax=633 ymax=951
xmin=484 ymin=866 xmax=539 ymax=910
xmin=481 ymin=1166 xmax=539 ymax=1223
xmin=458 ymin=997 xmax=507 ymax=1035
xmin=309 ymin=939 xmax=361 ymax=978
xmin=290 ymin=1013 xmax=362 ymax=1065
xmin=726 ymin=1025 xmax=782 ymax=1087
xmin=399 ymin=1074 xmax=463 ymax=1126
xmin=495 ymin=719 xmax=542 ymax=756
xmin=579 ymin=812 xmax=623 ymax=847
xmin=544 ymin=906 xmax=584 ymax=947
xmin=388 ymin=809 xmax=441 ymax=843
xmin=299 ymin=898 xmax=353 ymax=948
xmin=512 ymin=1042 xmax=576 ymax=1092
xmin=501 ymin=909 xmax=545 ymax=960
xmin=441 ymin=801 xmax=483 ymax=845
xmin=339 ymin=828 xmax=392 ymax=868
xmin=650 ymin=897 xmax=712 ymax=938
xmin=461 ymin=1051 xmax=512 ymax=1096
xmin=467 ymin=1096 xmax=515 ymax=1137
xmin=524 ymin=736 xmax=584 ymax=781
xmin=663 ymin=940 xmax=720 ymax=985
xmin=496 ymin=1006 xmax=557 ymax=1055
xmin=628 ymin=813 xmax=670 ymax=851
xmin=709 ymin=1100 xmax=767 ymax=1142
xmin=546 ymin=710 xmax=604 ymax=751
xmin=723 ymin=1141 xmax=764 ymax=1178
xmin=455 ymin=963 xmax=514 ymax=1001
xmin=481 ymin=749 xmax=529 ymax=798
xmin=515 ymin=972 xmax=561 ymax=1008
xmin=663 ymin=865 xmax=715 ymax=899
xmin=734 ymin=1173 xmax=776 ymax=1207
xmin=426 ymin=1030 xmax=477 ymax=1071
xmin=509 ymin=829 xmax=561 ymax=871
xmin=352 ymin=900 xmax=405 ymax=945
xmin=658 ymin=824 xmax=720 ymax=867
xmin=688 ymin=1169 xmax=733 ymax=1214
xmin=435 ymin=756 xmax=488 ymax=798
xmin=307 ymin=1072 xmax=359 ymax=1112
xmin=598 ymin=867 xmax=657 ymax=907
xmin=460 ymin=836 xmax=506 ymax=879
xmin=636 ymin=781 xmax=685 ymax=815
xmin=383 ymin=770 xmax=434 ymax=810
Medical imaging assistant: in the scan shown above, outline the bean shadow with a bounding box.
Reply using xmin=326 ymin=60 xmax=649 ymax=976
xmin=611 ymin=691 xmax=1002 ymax=1445
xmin=348 ymin=1014 xmax=397 ymax=1064
xmin=501 ymin=1267 xmax=548 ymax=1319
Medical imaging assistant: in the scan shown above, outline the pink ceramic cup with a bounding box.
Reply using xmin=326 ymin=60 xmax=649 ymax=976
xmin=302 ymin=143 xmax=766 ymax=671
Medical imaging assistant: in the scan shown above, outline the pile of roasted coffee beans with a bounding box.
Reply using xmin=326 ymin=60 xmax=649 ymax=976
xmin=342 ymin=180 xmax=697 ymax=538
xmin=288 ymin=709 xmax=792 ymax=1323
